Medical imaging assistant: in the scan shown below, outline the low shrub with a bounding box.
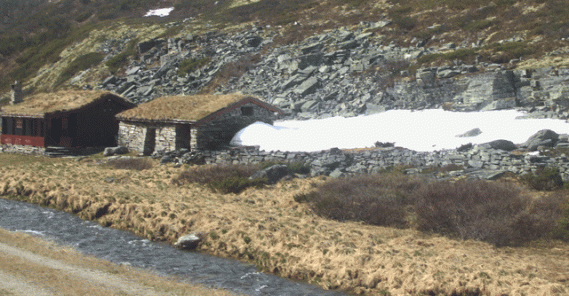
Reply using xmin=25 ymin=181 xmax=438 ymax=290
xmin=306 ymin=173 xmax=424 ymax=228
xmin=413 ymin=180 xmax=558 ymax=246
xmin=105 ymin=158 xmax=153 ymax=171
xmin=521 ymin=167 xmax=564 ymax=191
xmin=551 ymin=193 xmax=569 ymax=241
xmin=105 ymin=39 xmax=138 ymax=74
xmin=173 ymin=164 xmax=264 ymax=194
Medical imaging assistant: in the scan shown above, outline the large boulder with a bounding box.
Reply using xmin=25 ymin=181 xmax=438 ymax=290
xmin=174 ymin=233 xmax=201 ymax=250
xmin=484 ymin=139 xmax=518 ymax=151
xmin=249 ymin=164 xmax=294 ymax=184
xmin=522 ymin=129 xmax=559 ymax=151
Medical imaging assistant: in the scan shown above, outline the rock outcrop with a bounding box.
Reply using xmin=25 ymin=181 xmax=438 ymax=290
xmin=95 ymin=24 xmax=569 ymax=121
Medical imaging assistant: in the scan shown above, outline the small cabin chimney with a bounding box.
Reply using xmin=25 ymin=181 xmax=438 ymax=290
xmin=10 ymin=81 xmax=22 ymax=105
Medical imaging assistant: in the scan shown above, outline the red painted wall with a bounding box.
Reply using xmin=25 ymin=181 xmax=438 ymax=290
xmin=1 ymin=135 xmax=45 ymax=147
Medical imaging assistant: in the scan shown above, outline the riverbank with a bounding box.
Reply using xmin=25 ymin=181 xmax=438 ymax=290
xmin=1 ymin=153 xmax=568 ymax=295
xmin=0 ymin=228 xmax=235 ymax=296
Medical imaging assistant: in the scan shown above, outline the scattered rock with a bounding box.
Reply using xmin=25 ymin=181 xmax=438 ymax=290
xmin=456 ymin=128 xmax=482 ymax=138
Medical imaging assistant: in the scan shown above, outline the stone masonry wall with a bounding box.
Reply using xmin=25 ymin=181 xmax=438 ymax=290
xmin=0 ymin=144 xmax=46 ymax=156
xmin=155 ymin=126 xmax=177 ymax=152
xmin=174 ymin=145 xmax=569 ymax=182
xmin=190 ymin=103 xmax=276 ymax=150
xmin=119 ymin=121 xmax=189 ymax=154
xmin=118 ymin=122 xmax=147 ymax=153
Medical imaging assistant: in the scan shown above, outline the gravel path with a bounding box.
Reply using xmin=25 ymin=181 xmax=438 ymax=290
xmin=0 ymin=242 xmax=168 ymax=296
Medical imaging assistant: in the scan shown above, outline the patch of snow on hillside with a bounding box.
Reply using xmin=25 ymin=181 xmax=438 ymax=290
xmin=144 ymin=7 xmax=174 ymax=17
xmin=230 ymin=109 xmax=569 ymax=152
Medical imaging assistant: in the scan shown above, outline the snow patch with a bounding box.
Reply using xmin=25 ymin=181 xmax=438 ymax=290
xmin=144 ymin=7 xmax=174 ymax=17
xmin=230 ymin=109 xmax=569 ymax=152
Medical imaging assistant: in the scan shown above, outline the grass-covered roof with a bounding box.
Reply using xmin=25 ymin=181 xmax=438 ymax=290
xmin=0 ymin=90 xmax=132 ymax=117
xmin=116 ymin=94 xmax=273 ymax=122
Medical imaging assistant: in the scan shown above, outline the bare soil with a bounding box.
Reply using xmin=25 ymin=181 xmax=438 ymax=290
xmin=0 ymin=153 xmax=568 ymax=295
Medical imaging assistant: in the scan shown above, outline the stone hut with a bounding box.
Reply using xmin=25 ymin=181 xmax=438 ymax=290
xmin=116 ymin=94 xmax=284 ymax=155
xmin=0 ymin=91 xmax=135 ymax=153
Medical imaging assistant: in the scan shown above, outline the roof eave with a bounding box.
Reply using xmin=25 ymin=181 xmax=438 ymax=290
xmin=116 ymin=116 xmax=196 ymax=125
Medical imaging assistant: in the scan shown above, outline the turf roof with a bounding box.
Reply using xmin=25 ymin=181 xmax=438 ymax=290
xmin=0 ymin=90 xmax=132 ymax=117
xmin=116 ymin=94 xmax=267 ymax=122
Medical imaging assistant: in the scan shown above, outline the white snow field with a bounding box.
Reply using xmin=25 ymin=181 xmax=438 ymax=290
xmin=144 ymin=7 xmax=174 ymax=17
xmin=230 ymin=109 xmax=569 ymax=152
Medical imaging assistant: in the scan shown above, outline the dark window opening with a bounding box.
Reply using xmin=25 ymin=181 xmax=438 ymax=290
xmin=241 ymin=106 xmax=254 ymax=116
xmin=1 ymin=117 xmax=7 ymax=134
xmin=15 ymin=119 xmax=23 ymax=136
xmin=6 ymin=118 xmax=14 ymax=135
xmin=25 ymin=119 xmax=32 ymax=136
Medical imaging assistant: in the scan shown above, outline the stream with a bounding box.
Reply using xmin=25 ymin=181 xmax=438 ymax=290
xmin=0 ymin=197 xmax=347 ymax=296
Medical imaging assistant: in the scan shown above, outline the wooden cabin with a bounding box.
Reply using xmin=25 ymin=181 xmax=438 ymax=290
xmin=0 ymin=91 xmax=135 ymax=149
xmin=116 ymin=94 xmax=283 ymax=155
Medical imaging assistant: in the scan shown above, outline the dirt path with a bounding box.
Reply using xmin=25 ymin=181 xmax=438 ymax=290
xmin=0 ymin=270 xmax=54 ymax=296
xmin=0 ymin=242 xmax=168 ymax=296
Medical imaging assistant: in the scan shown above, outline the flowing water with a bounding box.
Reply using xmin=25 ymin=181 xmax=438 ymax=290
xmin=0 ymin=198 xmax=346 ymax=296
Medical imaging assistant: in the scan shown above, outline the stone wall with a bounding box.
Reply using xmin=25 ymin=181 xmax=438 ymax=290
xmin=0 ymin=144 xmax=46 ymax=156
xmin=155 ymin=125 xmax=177 ymax=152
xmin=168 ymin=143 xmax=569 ymax=181
xmin=118 ymin=122 xmax=148 ymax=153
xmin=119 ymin=121 xmax=186 ymax=155
xmin=190 ymin=102 xmax=276 ymax=150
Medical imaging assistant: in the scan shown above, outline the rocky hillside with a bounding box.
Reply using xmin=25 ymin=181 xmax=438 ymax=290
xmin=2 ymin=0 xmax=569 ymax=119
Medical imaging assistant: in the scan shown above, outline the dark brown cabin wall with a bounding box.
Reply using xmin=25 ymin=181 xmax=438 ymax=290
xmin=75 ymin=98 xmax=131 ymax=147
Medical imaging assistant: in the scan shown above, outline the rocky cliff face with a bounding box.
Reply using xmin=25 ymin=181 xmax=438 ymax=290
xmin=95 ymin=22 xmax=569 ymax=120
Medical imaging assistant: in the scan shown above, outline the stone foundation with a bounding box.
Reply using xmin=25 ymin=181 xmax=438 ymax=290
xmin=0 ymin=144 xmax=46 ymax=156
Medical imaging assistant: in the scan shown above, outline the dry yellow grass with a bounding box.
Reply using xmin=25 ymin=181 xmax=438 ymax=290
xmin=0 ymin=90 xmax=132 ymax=117
xmin=116 ymin=94 xmax=259 ymax=122
xmin=0 ymin=153 xmax=568 ymax=295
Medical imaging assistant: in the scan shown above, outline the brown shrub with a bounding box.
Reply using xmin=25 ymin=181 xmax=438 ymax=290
xmin=307 ymin=173 xmax=424 ymax=228
xmin=413 ymin=180 xmax=561 ymax=246
xmin=105 ymin=158 xmax=153 ymax=171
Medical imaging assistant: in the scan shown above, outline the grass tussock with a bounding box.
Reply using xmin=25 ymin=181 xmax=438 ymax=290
xmin=105 ymin=157 xmax=153 ymax=171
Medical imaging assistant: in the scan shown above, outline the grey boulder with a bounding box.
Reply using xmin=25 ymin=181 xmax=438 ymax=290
xmin=522 ymin=129 xmax=559 ymax=151
xmin=174 ymin=233 xmax=201 ymax=250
